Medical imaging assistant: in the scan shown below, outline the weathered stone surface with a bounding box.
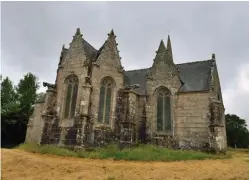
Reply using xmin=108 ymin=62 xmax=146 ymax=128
xmin=26 ymin=29 xmax=227 ymax=152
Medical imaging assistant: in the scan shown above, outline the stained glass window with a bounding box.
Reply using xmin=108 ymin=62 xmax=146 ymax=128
xmin=98 ymin=77 xmax=114 ymax=124
xmin=156 ymin=87 xmax=171 ymax=132
xmin=64 ymin=75 xmax=79 ymax=119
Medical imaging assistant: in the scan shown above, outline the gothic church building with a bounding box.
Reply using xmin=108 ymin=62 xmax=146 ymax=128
xmin=26 ymin=28 xmax=227 ymax=152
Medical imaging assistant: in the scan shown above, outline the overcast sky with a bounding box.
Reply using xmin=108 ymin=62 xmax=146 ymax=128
xmin=1 ymin=1 xmax=249 ymax=125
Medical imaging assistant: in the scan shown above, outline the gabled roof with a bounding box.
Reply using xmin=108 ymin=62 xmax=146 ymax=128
xmin=124 ymin=59 xmax=214 ymax=94
xmin=60 ymin=30 xmax=214 ymax=95
xmin=82 ymin=39 xmax=98 ymax=61
xmin=60 ymin=39 xmax=98 ymax=63
xmin=124 ymin=68 xmax=150 ymax=94
xmin=177 ymin=59 xmax=214 ymax=92
xmin=94 ymin=41 xmax=106 ymax=62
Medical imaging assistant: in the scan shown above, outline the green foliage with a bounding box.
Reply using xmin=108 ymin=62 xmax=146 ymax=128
xmin=1 ymin=73 xmax=40 ymax=145
xmin=1 ymin=77 xmax=21 ymax=124
xmin=16 ymin=73 xmax=40 ymax=123
xmin=1 ymin=73 xmax=40 ymax=125
xmin=18 ymin=143 xmax=230 ymax=162
xmin=225 ymin=114 xmax=249 ymax=148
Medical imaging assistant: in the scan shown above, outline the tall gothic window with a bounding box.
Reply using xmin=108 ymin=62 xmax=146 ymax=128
xmin=64 ymin=75 xmax=79 ymax=119
xmin=98 ymin=77 xmax=115 ymax=124
xmin=156 ymin=87 xmax=171 ymax=131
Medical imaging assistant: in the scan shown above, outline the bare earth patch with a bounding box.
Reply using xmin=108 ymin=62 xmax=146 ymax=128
xmin=1 ymin=148 xmax=249 ymax=180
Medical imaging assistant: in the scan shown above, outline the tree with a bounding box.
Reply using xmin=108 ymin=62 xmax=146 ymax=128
xmin=16 ymin=72 xmax=40 ymax=124
xmin=1 ymin=73 xmax=40 ymax=146
xmin=225 ymin=114 xmax=249 ymax=148
xmin=1 ymin=77 xmax=20 ymax=124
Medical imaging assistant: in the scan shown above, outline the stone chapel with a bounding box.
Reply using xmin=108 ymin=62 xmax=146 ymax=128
xmin=25 ymin=28 xmax=227 ymax=152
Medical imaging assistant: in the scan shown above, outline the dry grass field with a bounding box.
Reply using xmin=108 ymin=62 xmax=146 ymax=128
xmin=1 ymin=148 xmax=249 ymax=180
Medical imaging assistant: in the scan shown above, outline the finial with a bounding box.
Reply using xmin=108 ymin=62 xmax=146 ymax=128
xmin=167 ymin=35 xmax=171 ymax=47
xmin=110 ymin=29 xmax=114 ymax=35
xmin=72 ymin=28 xmax=82 ymax=40
xmin=76 ymin=28 xmax=81 ymax=35
xmin=157 ymin=40 xmax=166 ymax=53
xmin=167 ymin=35 xmax=173 ymax=61
xmin=212 ymin=53 xmax=216 ymax=60
xmin=108 ymin=29 xmax=116 ymax=37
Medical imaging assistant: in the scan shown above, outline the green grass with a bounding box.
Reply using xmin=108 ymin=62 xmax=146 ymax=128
xmin=17 ymin=143 xmax=230 ymax=162
xmin=18 ymin=143 xmax=78 ymax=157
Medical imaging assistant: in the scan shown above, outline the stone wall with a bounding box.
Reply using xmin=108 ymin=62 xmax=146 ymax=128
xmin=91 ymin=65 xmax=124 ymax=129
xmin=25 ymin=102 xmax=45 ymax=144
xmin=137 ymin=95 xmax=147 ymax=143
xmin=55 ymin=31 xmax=89 ymax=128
xmin=208 ymin=98 xmax=226 ymax=152
xmin=146 ymin=76 xmax=181 ymax=138
xmin=40 ymin=115 xmax=61 ymax=145
xmin=90 ymin=33 xmax=124 ymax=130
xmin=209 ymin=60 xmax=227 ymax=150
xmin=175 ymin=92 xmax=210 ymax=149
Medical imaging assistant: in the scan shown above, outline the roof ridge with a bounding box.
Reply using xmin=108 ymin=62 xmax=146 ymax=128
xmin=176 ymin=59 xmax=213 ymax=66
xmin=124 ymin=59 xmax=213 ymax=72
xmin=125 ymin=68 xmax=150 ymax=73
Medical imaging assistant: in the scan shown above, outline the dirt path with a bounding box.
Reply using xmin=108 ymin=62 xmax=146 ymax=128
xmin=1 ymin=148 xmax=249 ymax=180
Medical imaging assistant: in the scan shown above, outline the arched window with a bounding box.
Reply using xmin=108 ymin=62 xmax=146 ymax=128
xmin=156 ymin=87 xmax=171 ymax=131
xmin=98 ymin=77 xmax=115 ymax=124
xmin=64 ymin=75 xmax=79 ymax=119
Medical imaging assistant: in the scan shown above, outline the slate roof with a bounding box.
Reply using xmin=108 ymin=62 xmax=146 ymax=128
xmin=94 ymin=41 xmax=106 ymax=61
xmin=124 ymin=68 xmax=150 ymax=94
xmin=60 ymin=40 xmax=97 ymax=64
xmin=72 ymin=38 xmax=214 ymax=94
xmin=124 ymin=59 xmax=214 ymax=94
xmin=177 ymin=59 xmax=214 ymax=92
xmin=82 ymin=39 xmax=98 ymax=61
xmin=60 ymin=35 xmax=215 ymax=97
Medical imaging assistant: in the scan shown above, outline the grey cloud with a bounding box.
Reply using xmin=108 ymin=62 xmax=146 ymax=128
xmin=1 ymin=2 xmax=249 ymax=124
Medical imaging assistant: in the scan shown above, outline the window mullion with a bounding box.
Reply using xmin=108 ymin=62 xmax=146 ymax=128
xmin=163 ymin=94 xmax=165 ymax=131
xmin=69 ymin=83 xmax=74 ymax=118
xmin=103 ymin=86 xmax=107 ymax=123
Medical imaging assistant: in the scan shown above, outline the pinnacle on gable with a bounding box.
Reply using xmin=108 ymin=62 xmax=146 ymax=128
xmin=167 ymin=35 xmax=172 ymax=52
xmin=110 ymin=29 xmax=114 ymax=35
xmin=167 ymin=35 xmax=173 ymax=61
xmin=156 ymin=40 xmax=166 ymax=53
xmin=108 ymin=29 xmax=116 ymax=38
xmin=212 ymin=53 xmax=216 ymax=60
xmin=75 ymin=28 xmax=81 ymax=36
xmin=72 ymin=28 xmax=83 ymax=40
xmin=167 ymin=35 xmax=171 ymax=48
